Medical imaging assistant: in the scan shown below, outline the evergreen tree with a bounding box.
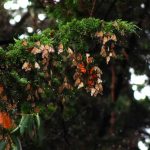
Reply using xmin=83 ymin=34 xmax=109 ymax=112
xmin=0 ymin=0 xmax=150 ymax=149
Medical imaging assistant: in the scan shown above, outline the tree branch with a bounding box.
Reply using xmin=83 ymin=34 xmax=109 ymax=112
xmin=90 ymin=0 xmax=97 ymax=17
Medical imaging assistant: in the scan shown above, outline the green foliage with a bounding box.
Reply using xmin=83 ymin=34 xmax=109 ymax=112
xmin=11 ymin=136 xmax=22 ymax=150
xmin=59 ymin=18 xmax=138 ymax=51
xmin=0 ymin=0 xmax=149 ymax=149
xmin=0 ymin=48 xmax=5 ymax=56
xmin=59 ymin=18 xmax=101 ymax=50
xmin=101 ymin=19 xmax=139 ymax=34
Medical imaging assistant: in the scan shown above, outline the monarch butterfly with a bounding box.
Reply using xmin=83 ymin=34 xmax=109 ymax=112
xmin=58 ymin=43 xmax=63 ymax=54
xmin=77 ymin=63 xmax=86 ymax=74
xmin=87 ymin=80 xmax=94 ymax=87
xmin=22 ymin=40 xmax=28 ymax=46
xmin=31 ymin=47 xmax=41 ymax=55
xmin=22 ymin=62 xmax=32 ymax=71
xmin=0 ymin=112 xmax=12 ymax=129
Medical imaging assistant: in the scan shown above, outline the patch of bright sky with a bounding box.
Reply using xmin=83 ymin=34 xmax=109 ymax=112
xmin=145 ymin=128 xmax=150 ymax=134
xmin=37 ymin=29 xmax=42 ymax=34
xmin=139 ymin=128 xmax=150 ymax=149
xmin=4 ymin=0 xmax=31 ymax=10
xmin=129 ymin=68 xmax=150 ymax=101
xmin=38 ymin=13 xmax=46 ymax=21
xmin=27 ymin=27 xmax=33 ymax=33
xmin=4 ymin=0 xmax=46 ymax=27
xmin=18 ymin=0 xmax=31 ymax=9
xmin=138 ymin=141 xmax=148 ymax=150
xmin=9 ymin=19 xmax=16 ymax=25
xmin=139 ymin=128 xmax=150 ymax=150
xmin=145 ymin=138 xmax=150 ymax=143
xmin=3 ymin=0 xmax=31 ymax=25
xmin=140 ymin=3 xmax=145 ymax=9
xmin=54 ymin=0 xmax=60 ymax=3
xmin=14 ymin=14 xmax=21 ymax=22
xmin=19 ymin=34 xmax=28 ymax=39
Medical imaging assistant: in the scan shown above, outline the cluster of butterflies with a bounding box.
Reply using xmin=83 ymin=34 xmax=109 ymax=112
xmin=21 ymin=39 xmax=104 ymax=97
xmin=71 ymin=52 xmax=103 ymax=96
xmin=95 ymin=31 xmax=117 ymax=64
xmin=21 ymin=31 xmax=117 ymax=97
xmin=22 ymin=41 xmax=56 ymax=72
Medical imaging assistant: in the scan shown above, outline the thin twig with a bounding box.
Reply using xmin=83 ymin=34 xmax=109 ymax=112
xmin=90 ymin=0 xmax=97 ymax=17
